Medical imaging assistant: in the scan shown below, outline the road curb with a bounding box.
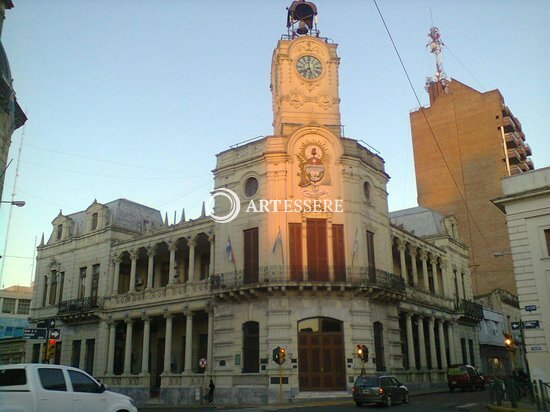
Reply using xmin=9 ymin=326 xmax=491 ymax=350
xmin=485 ymin=404 xmax=534 ymax=412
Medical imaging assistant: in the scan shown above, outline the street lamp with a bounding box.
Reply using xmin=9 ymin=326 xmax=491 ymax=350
xmin=0 ymin=200 xmax=25 ymax=207
xmin=492 ymin=251 xmax=511 ymax=258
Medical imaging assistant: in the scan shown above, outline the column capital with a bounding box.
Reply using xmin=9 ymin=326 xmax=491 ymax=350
xmin=208 ymin=234 xmax=215 ymax=243
xmin=168 ymin=240 xmax=178 ymax=251
xmin=147 ymin=245 xmax=157 ymax=257
xmin=397 ymin=243 xmax=406 ymax=252
xmin=112 ymin=254 xmax=122 ymax=264
xmin=130 ymin=249 xmax=139 ymax=259
xmin=184 ymin=310 xmax=193 ymax=318
xmin=440 ymin=259 xmax=449 ymax=269
xmin=408 ymin=244 xmax=418 ymax=256
xmin=429 ymin=255 xmax=439 ymax=265
xmin=187 ymin=237 xmax=197 ymax=247
xmin=164 ymin=311 xmax=173 ymax=319
xmin=125 ymin=317 xmax=134 ymax=325
xmin=419 ymin=250 xmax=429 ymax=261
xmin=142 ymin=316 xmax=150 ymax=322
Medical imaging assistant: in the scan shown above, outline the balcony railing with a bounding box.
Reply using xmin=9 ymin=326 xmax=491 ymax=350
xmin=210 ymin=266 xmax=406 ymax=293
xmin=58 ymin=296 xmax=102 ymax=316
xmin=455 ymin=299 xmax=483 ymax=320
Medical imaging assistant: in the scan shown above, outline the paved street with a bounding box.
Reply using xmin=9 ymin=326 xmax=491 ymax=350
xmin=139 ymin=389 xmax=492 ymax=412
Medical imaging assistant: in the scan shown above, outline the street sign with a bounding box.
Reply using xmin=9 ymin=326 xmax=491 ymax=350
xmin=525 ymin=305 xmax=537 ymax=312
xmin=511 ymin=321 xmax=522 ymax=330
xmin=23 ymin=328 xmax=47 ymax=339
xmin=49 ymin=329 xmax=61 ymax=339
xmin=37 ymin=318 xmax=56 ymax=329
xmin=530 ymin=346 xmax=542 ymax=351
xmin=524 ymin=320 xmax=540 ymax=329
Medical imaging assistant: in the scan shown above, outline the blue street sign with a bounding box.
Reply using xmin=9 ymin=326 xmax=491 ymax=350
xmin=524 ymin=320 xmax=540 ymax=329
xmin=530 ymin=346 xmax=542 ymax=351
xmin=525 ymin=305 xmax=537 ymax=312
xmin=23 ymin=328 xmax=47 ymax=339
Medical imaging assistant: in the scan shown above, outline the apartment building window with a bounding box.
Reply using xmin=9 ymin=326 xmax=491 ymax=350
xmin=91 ymin=213 xmax=98 ymax=231
xmin=71 ymin=340 xmax=81 ymax=367
xmin=1 ymin=298 xmax=16 ymax=313
xmin=58 ymin=272 xmax=65 ymax=303
xmin=56 ymin=224 xmax=63 ymax=240
xmin=16 ymin=299 xmax=30 ymax=315
xmin=78 ymin=267 xmax=87 ymax=299
xmin=49 ymin=271 xmax=57 ymax=305
xmin=545 ymin=229 xmax=550 ymax=256
xmin=84 ymin=339 xmax=95 ymax=374
xmin=91 ymin=264 xmax=100 ymax=298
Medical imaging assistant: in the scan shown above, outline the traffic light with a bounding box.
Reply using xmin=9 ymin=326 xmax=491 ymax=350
xmin=504 ymin=334 xmax=514 ymax=350
xmin=47 ymin=339 xmax=56 ymax=360
xmin=357 ymin=344 xmax=368 ymax=362
xmin=272 ymin=346 xmax=286 ymax=365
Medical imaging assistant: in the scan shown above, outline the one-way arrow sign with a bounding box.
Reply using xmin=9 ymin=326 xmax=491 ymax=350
xmin=511 ymin=321 xmax=522 ymax=330
xmin=49 ymin=329 xmax=61 ymax=339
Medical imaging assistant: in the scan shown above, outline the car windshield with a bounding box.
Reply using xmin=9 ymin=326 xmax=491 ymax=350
xmin=354 ymin=377 xmax=379 ymax=387
xmin=448 ymin=366 xmax=468 ymax=375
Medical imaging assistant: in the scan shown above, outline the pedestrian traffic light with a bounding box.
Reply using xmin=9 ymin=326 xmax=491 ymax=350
xmin=357 ymin=344 xmax=368 ymax=362
xmin=272 ymin=346 xmax=286 ymax=365
xmin=504 ymin=334 xmax=514 ymax=350
xmin=273 ymin=346 xmax=281 ymax=364
xmin=47 ymin=339 xmax=56 ymax=360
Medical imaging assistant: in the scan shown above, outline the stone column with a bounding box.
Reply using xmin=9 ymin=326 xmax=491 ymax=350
xmin=107 ymin=321 xmax=116 ymax=374
xmin=169 ymin=241 xmax=177 ymax=284
xmin=430 ymin=256 xmax=439 ymax=295
xmin=208 ymin=235 xmax=215 ymax=277
xmin=45 ymin=275 xmax=51 ymax=306
xmin=409 ymin=246 xmax=419 ymax=286
xmin=302 ymin=216 xmax=308 ymax=280
xmin=420 ymin=251 xmax=429 ymax=291
xmin=187 ymin=239 xmax=196 ymax=283
xmin=184 ymin=312 xmax=193 ymax=373
xmin=405 ymin=312 xmax=415 ymax=369
xmin=147 ymin=246 xmax=155 ymax=289
xmin=129 ymin=251 xmax=138 ymax=293
xmin=440 ymin=259 xmax=448 ymax=298
xmin=448 ymin=322 xmax=456 ymax=365
xmin=124 ymin=318 xmax=133 ymax=374
xmin=438 ymin=320 xmax=448 ymax=369
xmin=112 ymin=256 xmax=121 ymax=295
xmin=207 ymin=308 xmax=214 ymax=374
xmin=428 ymin=316 xmax=437 ymax=369
xmin=417 ymin=316 xmax=427 ymax=369
xmin=398 ymin=240 xmax=407 ymax=279
xmin=141 ymin=317 xmax=150 ymax=374
xmin=163 ymin=314 xmax=173 ymax=373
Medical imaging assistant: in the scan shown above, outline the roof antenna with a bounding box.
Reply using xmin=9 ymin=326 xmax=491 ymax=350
xmin=425 ymin=25 xmax=449 ymax=94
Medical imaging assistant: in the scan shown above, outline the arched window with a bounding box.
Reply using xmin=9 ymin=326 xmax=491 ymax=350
xmin=373 ymin=322 xmax=385 ymax=371
xmin=91 ymin=213 xmax=98 ymax=231
xmin=242 ymin=321 xmax=259 ymax=373
xmin=363 ymin=181 xmax=371 ymax=201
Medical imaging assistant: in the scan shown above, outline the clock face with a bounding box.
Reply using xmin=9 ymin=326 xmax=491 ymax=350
xmin=296 ymin=55 xmax=322 ymax=79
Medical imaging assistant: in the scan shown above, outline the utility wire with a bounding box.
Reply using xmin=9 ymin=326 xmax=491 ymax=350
xmin=444 ymin=44 xmax=486 ymax=91
xmin=372 ymin=0 xmax=492 ymax=294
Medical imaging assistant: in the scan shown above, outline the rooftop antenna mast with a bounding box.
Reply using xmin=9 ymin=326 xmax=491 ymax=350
xmin=425 ymin=26 xmax=449 ymax=93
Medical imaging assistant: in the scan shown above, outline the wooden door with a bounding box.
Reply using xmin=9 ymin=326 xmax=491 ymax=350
xmin=306 ymin=219 xmax=328 ymax=281
xmin=243 ymin=228 xmax=259 ymax=284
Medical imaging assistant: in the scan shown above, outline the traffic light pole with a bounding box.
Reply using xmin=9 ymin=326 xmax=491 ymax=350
xmin=279 ymin=364 xmax=283 ymax=405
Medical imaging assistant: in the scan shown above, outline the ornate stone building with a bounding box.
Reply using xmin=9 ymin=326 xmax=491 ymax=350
xmin=27 ymin=2 xmax=482 ymax=406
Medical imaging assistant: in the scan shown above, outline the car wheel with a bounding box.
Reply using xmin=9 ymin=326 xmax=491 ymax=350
xmin=355 ymin=401 xmax=363 ymax=407
xmin=403 ymin=392 xmax=409 ymax=404
xmin=385 ymin=395 xmax=392 ymax=407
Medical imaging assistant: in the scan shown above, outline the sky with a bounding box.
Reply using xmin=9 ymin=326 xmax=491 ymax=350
xmin=1 ymin=0 xmax=549 ymax=289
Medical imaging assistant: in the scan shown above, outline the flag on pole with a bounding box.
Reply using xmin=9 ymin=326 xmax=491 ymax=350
xmin=272 ymin=227 xmax=282 ymax=253
xmin=225 ymin=236 xmax=235 ymax=263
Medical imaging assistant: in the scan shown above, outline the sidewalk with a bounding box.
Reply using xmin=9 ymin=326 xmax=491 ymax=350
xmin=485 ymin=400 xmax=537 ymax=412
xmin=138 ymin=386 xmax=449 ymax=411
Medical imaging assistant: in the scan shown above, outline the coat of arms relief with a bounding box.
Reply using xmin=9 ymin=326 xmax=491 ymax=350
xmin=296 ymin=139 xmax=331 ymax=198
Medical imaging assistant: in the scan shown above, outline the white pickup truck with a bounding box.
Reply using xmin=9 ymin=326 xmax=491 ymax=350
xmin=0 ymin=363 xmax=138 ymax=412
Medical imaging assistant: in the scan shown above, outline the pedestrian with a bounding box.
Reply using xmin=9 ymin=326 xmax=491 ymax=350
xmin=207 ymin=378 xmax=215 ymax=405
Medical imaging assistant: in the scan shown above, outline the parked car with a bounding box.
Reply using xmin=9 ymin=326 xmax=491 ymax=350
xmin=352 ymin=375 xmax=409 ymax=407
xmin=447 ymin=364 xmax=485 ymax=392
xmin=0 ymin=363 xmax=138 ymax=412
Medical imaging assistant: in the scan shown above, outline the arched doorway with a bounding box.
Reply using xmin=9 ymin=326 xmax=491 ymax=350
xmin=298 ymin=317 xmax=346 ymax=391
